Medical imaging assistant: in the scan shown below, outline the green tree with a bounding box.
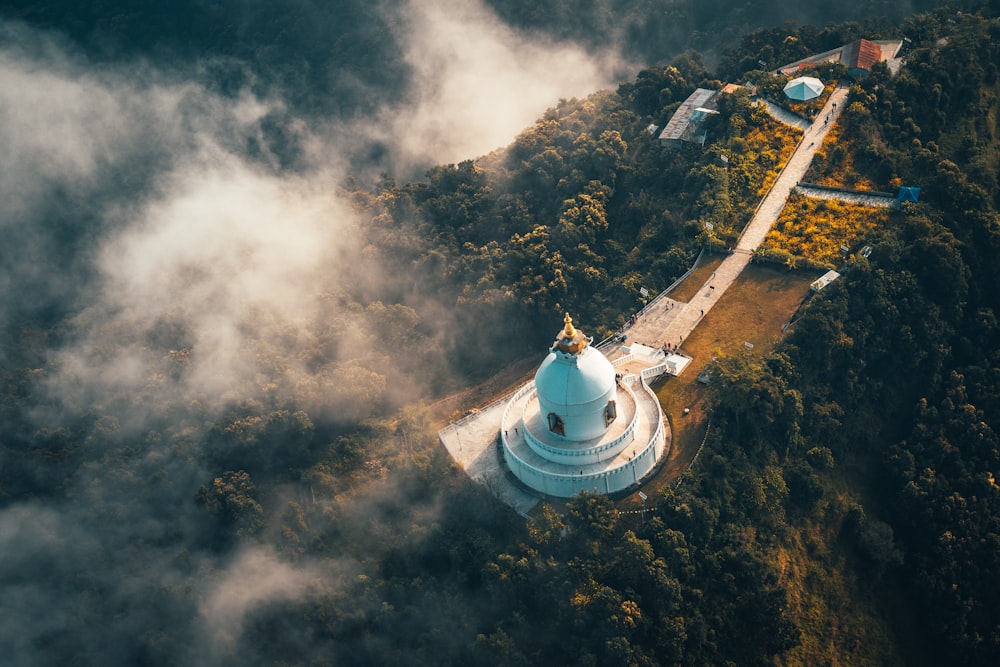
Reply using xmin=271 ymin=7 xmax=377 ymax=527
xmin=196 ymin=469 xmax=265 ymax=538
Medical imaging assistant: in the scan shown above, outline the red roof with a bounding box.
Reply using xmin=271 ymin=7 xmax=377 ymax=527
xmin=842 ymin=39 xmax=882 ymax=71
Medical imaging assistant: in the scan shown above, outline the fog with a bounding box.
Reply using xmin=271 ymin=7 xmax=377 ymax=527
xmin=198 ymin=547 xmax=322 ymax=660
xmin=372 ymin=0 xmax=629 ymax=171
xmin=0 ymin=2 xmax=625 ymax=664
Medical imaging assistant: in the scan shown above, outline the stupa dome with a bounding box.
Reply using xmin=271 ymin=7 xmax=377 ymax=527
xmin=534 ymin=314 xmax=617 ymax=441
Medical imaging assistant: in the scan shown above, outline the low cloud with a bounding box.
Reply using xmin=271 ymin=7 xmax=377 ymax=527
xmin=53 ymin=155 xmax=359 ymax=417
xmin=13 ymin=0 xmax=633 ymax=420
xmin=0 ymin=21 xmax=366 ymax=664
xmin=0 ymin=24 xmax=363 ymax=420
xmin=366 ymin=0 xmax=632 ymax=172
xmin=198 ymin=547 xmax=320 ymax=658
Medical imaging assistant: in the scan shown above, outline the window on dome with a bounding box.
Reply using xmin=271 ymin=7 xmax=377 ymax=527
xmin=605 ymin=400 xmax=617 ymax=427
xmin=547 ymin=413 xmax=565 ymax=436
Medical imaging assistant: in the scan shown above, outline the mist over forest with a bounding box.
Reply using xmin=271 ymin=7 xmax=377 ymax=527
xmin=2 ymin=1 xmax=999 ymax=665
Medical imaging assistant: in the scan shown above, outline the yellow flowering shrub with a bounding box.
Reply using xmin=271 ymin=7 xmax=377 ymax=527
xmin=762 ymin=195 xmax=888 ymax=265
xmin=742 ymin=109 xmax=803 ymax=198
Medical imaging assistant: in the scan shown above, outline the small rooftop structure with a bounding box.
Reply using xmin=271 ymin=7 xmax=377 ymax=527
xmin=691 ymin=107 xmax=719 ymax=121
xmin=897 ymin=186 xmax=921 ymax=203
xmin=662 ymin=353 xmax=692 ymax=376
xmin=810 ymin=270 xmax=841 ymax=292
xmin=623 ymin=342 xmax=692 ymax=377
xmin=659 ymin=88 xmax=719 ymax=147
xmin=783 ymin=76 xmax=824 ymax=101
xmin=624 ymin=342 xmax=664 ymax=363
xmin=721 ymin=81 xmax=757 ymax=96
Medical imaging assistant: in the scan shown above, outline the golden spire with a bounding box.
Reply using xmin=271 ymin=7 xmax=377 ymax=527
xmin=554 ymin=312 xmax=588 ymax=354
xmin=562 ymin=313 xmax=576 ymax=338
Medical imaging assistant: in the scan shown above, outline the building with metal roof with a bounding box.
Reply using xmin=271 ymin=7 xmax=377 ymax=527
xmin=842 ymin=39 xmax=885 ymax=75
xmin=898 ymin=186 xmax=921 ymax=203
xmin=658 ymin=88 xmax=719 ymax=147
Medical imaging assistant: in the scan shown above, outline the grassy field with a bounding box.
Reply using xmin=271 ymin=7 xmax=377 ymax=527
xmin=666 ymin=252 xmax=725 ymax=303
xmin=620 ymin=263 xmax=822 ymax=507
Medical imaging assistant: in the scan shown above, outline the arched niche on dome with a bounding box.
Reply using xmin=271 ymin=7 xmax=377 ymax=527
xmin=547 ymin=412 xmax=565 ymax=436
xmin=604 ymin=400 xmax=617 ymax=427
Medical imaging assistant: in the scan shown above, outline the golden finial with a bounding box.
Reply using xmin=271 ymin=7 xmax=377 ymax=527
xmin=562 ymin=313 xmax=576 ymax=338
xmin=554 ymin=312 xmax=587 ymax=354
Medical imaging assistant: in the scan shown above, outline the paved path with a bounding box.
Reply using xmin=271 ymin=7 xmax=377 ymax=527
xmin=625 ymin=85 xmax=851 ymax=355
xmin=795 ymin=184 xmax=896 ymax=207
xmin=440 ymin=399 xmax=542 ymax=516
xmin=738 ymin=85 xmax=850 ymax=250
xmin=758 ymin=100 xmax=812 ymax=130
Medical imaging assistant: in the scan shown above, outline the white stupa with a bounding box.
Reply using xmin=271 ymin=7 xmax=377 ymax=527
xmin=535 ymin=313 xmax=618 ymax=441
xmin=501 ymin=314 xmax=669 ymax=497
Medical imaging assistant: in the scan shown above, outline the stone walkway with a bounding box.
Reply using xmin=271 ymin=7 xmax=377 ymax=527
xmin=739 ymin=85 xmax=850 ymax=250
xmin=758 ymin=100 xmax=812 ymax=130
xmin=795 ymin=184 xmax=897 ymax=207
xmin=440 ymin=399 xmax=542 ymax=515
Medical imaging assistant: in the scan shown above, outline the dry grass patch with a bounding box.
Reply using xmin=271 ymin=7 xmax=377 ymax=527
xmin=664 ymin=253 xmax=726 ymax=303
xmin=621 ymin=264 xmax=819 ymax=506
xmin=742 ymin=112 xmax=804 ymax=198
xmin=774 ymin=520 xmax=905 ymax=667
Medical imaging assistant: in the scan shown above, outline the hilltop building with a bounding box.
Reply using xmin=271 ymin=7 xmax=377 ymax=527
xmin=659 ymin=82 xmax=756 ymax=148
xmin=898 ymin=186 xmax=921 ymax=203
xmin=658 ymin=88 xmax=719 ymax=147
xmin=500 ymin=315 xmax=668 ymax=498
xmin=841 ymin=38 xmax=886 ymax=76
xmin=774 ymin=38 xmax=905 ymax=78
xmin=810 ymin=269 xmax=841 ymax=292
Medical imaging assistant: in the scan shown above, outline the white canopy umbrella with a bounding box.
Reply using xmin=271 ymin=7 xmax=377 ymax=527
xmin=783 ymin=76 xmax=824 ymax=101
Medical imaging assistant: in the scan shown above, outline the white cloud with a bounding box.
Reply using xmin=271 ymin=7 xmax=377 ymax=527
xmin=198 ymin=547 xmax=319 ymax=656
xmin=0 ymin=8 xmax=634 ymax=664
xmin=370 ymin=0 xmax=631 ymax=170
xmin=0 ymin=30 xmax=359 ymax=415
xmin=93 ymin=157 xmax=355 ymax=396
